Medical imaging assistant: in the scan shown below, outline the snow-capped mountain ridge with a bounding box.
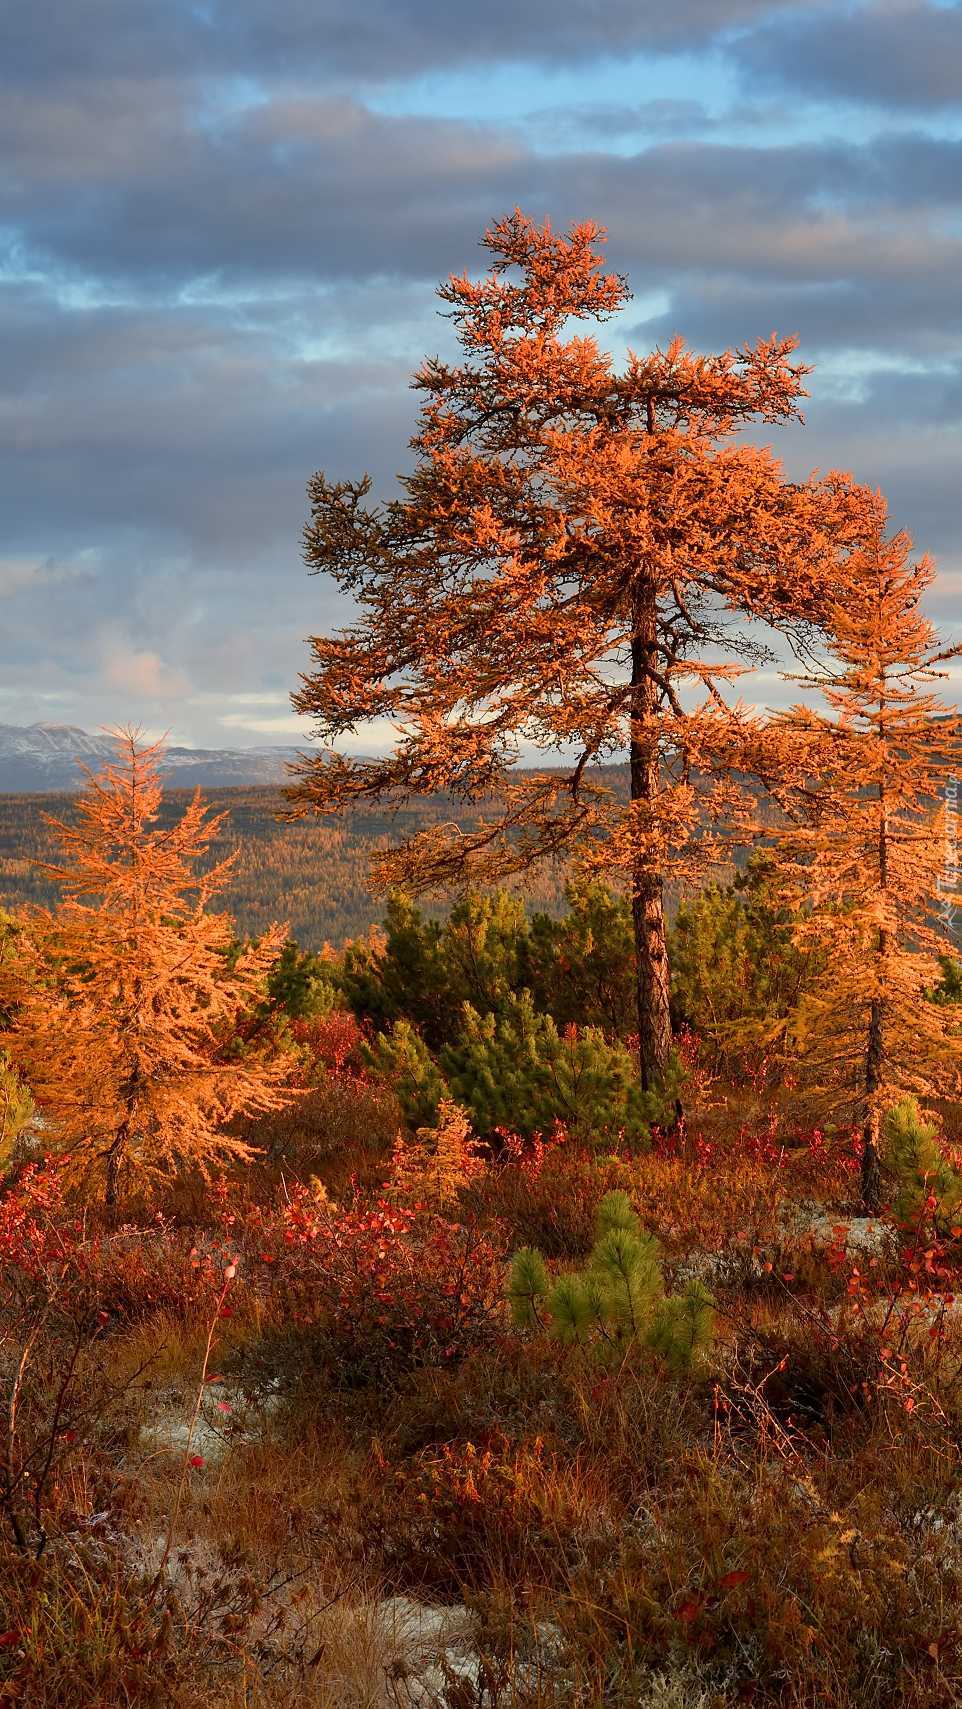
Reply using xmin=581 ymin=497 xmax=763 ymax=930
xmin=0 ymin=722 xmax=306 ymax=791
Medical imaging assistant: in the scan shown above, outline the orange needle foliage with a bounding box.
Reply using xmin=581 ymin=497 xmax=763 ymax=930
xmin=286 ymin=209 xmax=882 ymax=1082
xmin=0 ymin=728 xmax=292 ymax=1202
xmin=768 ymin=522 xmax=962 ymax=1208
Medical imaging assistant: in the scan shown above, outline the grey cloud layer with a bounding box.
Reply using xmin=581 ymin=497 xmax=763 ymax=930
xmin=4 ymin=0 xmax=792 ymax=85
xmin=3 ymin=109 xmax=959 ymax=544
xmin=4 ymin=83 xmax=961 ymax=309
xmin=8 ymin=0 xmax=952 ymax=110
xmin=0 ymin=93 xmax=533 ymax=286
xmin=0 ymin=0 xmax=960 ymax=744
xmin=736 ymin=1 xmax=962 ymax=109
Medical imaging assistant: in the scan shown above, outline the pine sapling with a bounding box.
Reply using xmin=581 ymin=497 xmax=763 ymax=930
xmin=507 ymin=1189 xmax=714 ymax=1368
xmin=884 ymin=1095 xmax=962 ymax=1227
xmin=506 ymin=1247 xmax=550 ymax=1330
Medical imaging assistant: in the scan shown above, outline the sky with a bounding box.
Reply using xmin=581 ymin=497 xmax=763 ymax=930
xmin=1 ymin=0 xmax=960 ymax=750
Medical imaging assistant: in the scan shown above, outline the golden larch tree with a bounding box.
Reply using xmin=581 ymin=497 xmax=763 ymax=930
xmin=0 ymin=728 xmax=292 ymax=1201
xmin=768 ymin=521 xmax=962 ymax=1208
xmin=286 ymin=210 xmax=881 ymax=1084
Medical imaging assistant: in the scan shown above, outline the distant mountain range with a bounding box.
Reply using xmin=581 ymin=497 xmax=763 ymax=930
xmin=0 ymin=722 xmax=307 ymax=791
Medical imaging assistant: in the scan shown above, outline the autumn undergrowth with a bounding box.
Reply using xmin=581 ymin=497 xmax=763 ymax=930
xmin=4 ymin=1069 xmax=962 ymax=1707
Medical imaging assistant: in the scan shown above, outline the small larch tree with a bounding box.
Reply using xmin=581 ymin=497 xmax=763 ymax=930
xmin=768 ymin=522 xmax=962 ymax=1209
xmin=0 ymin=728 xmax=292 ymax=1202
xmin=286 ymin=209 xmax=880 ymax=1084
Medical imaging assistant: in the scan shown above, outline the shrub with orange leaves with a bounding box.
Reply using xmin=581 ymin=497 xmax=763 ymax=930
xmin=358 ymin=1434 xmax=612 ymax=1597
xmin=388 ymin=1098 xmax=483 ymax=1211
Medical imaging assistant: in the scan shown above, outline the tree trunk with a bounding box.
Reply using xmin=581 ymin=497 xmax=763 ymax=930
xmin=105 ymin=1110 xmax=132 ymax=1207
xmin=861 ymin=995 xmax=883 ymax=1213
xmin=861 ymin=781 xmax=890 ymax=1214
xmin=630 ymin=584 xmax=672 ymax=1090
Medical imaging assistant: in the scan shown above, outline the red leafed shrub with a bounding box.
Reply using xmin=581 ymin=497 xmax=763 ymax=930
xmin=0 ymin=1161 xmax=223 ymax=1320
xmin=275 ymin=1189 xmax=509 ymax=1388
xmin=76 ymin=1228 xmax=225 ymax=1320
xmin=463 ymin=1142 xmax=632 ymax=1261
xmin=650 ymin=1115 xmax=860 ymax=1195
xmin=495 ymin=1122 xmax=568 ymax=1181
xmin=0 ymin=1160 xmax=76 ymax=1279
xmin=290 ymin=1013 xmax=369 ymax=1084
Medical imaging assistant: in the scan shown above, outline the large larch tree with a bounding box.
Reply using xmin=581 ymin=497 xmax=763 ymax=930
xmin=286 ymin=210 xmax=881 ymax=1084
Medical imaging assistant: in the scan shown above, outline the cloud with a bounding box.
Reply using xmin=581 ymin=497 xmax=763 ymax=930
xmin=4 ymin=119 xmax=959 ymax=579
xmin=4 ymin=0 xmax=801 ymax=90
xmin=587 ymin=134 xmax=962 ymax=279
xmin=4 ymin=79 xmax=962 ymax=314
xmin=0 ymin=0 xmax=960 ymax=745
xmin=0 ymin=558 xmax=42 ymax=599
xmin=101 ymin=635 xmax=191 ymax=701
xmin=218 ymin=712 xmax=305 ymax=732
xmin=0 ymin=94 xmax=536 ymax=290
xmin=0 ymin=554 xmax=99 ymax=600
xmin=734 ymin=1 xmax=962 ymax=110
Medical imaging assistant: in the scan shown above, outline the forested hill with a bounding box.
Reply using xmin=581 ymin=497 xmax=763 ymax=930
xmin=0 ymin=784 xmax=582 ymax=949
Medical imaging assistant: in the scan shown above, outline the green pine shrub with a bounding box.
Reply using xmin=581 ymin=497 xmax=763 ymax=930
xmin=344 ymin=880 xmax=686 ymax=1149
xmin=342 ymin=889 xmax=529 ymax=1050
xmin=264 ymin=937 xmax=343 ymax=1019
xmin=668 ymin=852 xmax=822 ymax=1070
xmin=342 ymin=880 xmax=640 ymax=1051
xmin=361 ymin=1017 xmax=448 ymax=1130
xmin=440 ymin=992 xmax=677 ymax=1149
xmin=507 ymin=1189 xmax=714 ymax=1369
xmin=367 ymin=994 xmax=682 ymax=1148
xmin=520 ymin=878 xmax=637 ymax=1037
xmin=925 ymin=954 xmax=962 ymax=1008
xmin=884 ymin=1094 xmax=962 ymax=1224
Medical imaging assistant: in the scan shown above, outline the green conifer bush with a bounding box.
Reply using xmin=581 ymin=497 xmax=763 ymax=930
xmin=668 ymin=853 xmax=821 ymax=1069
xmin=440 ymin=993 xmax=674 ymax=1148
xmin=367 ymin=995 xmax=681 ymax=1147
xmin=263 ymin=938 xmax=342 ymax=1020
xmin=342 ymin=890 xmax=529 ymax=1049
xmin=884 ymin=1095 xmax=962 ymax=1224
xmin=926 ymin=955 xmax=962 ymax=1008
xmin=343 ymin=881 xmax=644 ymax=1046
xmin=362 ymin=1018 xmax=448 ymax=1129
xmin=507 ymin=1189 xmax=714 ymax=1368
xmin=521 ymin=879 xmax=637 ymax=1037
xmin=344 ymin=883 xmax=685 ymax=1144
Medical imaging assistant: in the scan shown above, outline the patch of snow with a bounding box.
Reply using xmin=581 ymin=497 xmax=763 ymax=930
xmin=138 ymin=1379 xmax=282 ymax=1469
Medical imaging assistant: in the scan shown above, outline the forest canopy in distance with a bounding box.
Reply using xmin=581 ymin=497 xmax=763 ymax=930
xmin=0 ymin=779 xmax=588 ymax=949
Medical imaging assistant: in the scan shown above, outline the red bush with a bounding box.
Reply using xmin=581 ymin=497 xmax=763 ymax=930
xmin=275 ymin=1189 xmax=509 ymax=1385
xmin=0 ymin=1161 xmax=75 ymax=1278
xmin=290 ymin=1012 xmax=370 ymax=1084
xmin=0 ymin=1161 xmax=227 ymax=1319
